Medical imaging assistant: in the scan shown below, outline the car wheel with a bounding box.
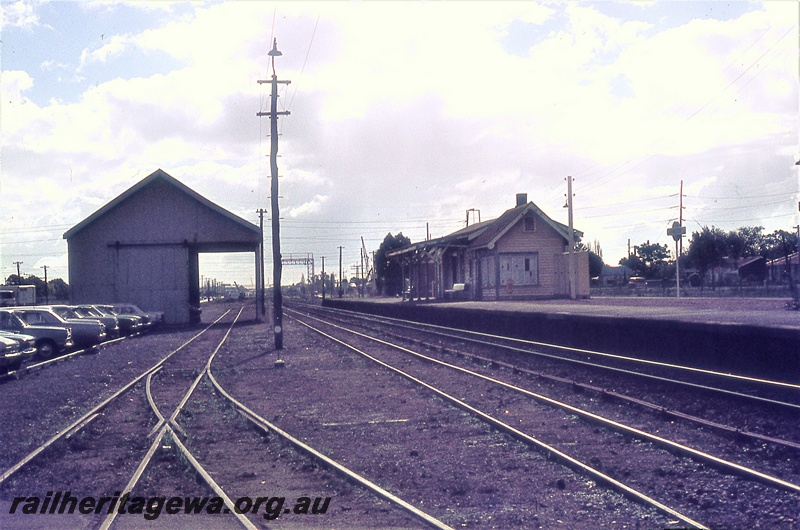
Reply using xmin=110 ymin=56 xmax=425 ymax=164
xmin=37 ymin=340 xmax=57 ymax=359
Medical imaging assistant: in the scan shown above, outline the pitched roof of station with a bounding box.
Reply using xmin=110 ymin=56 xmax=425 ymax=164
xmin=388 ymin=200 xmax=582 ymax=258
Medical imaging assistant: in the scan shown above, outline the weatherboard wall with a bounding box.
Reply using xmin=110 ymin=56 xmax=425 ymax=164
xmin=66 ymin=173 xmax=260 ymax=324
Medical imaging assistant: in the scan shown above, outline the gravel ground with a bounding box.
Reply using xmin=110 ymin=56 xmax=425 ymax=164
xmin=215 ymin=314 xmax=677 ymax=529
xmin=1 ymin=300 xmax=797 ymax=529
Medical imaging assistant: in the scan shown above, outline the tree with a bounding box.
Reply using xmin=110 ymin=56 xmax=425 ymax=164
xmin=588 ymin=252 xmax=604 ymax=278
xmin=733 ymin=226 xmax=765 ymax=258
xmin=49 ymin=278 xmax=70 ymax=301
xmin=576 ymin=242 xmax=604 ymax=278
xmin=4 ymin=274 xmax=23 ymax=286
xmin=618 ymin=241 xmax=670 ymax=279
xmin=374 ymin=232 xmax=411 ymax=296
xmin=763 ymin=229 xmax=798 ymax=262
xmin=685 ymin=226 xmax=728 ymax=289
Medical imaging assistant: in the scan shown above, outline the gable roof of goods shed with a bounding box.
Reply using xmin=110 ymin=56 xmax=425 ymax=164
xmin=63 ymin=169 xmax=260 ymax=240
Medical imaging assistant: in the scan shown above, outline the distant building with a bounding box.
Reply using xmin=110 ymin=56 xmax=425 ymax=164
xmin=596 ymin=265 xmax=631 ymax=286
xmin=767 ymin=252 xmax=799 ymax=285
xmin=737 ymin=256 xmax=766 ymax=284
xmin=64 ymin=169 xmax=261 ymax=324
xmin=387 ymin=193 xmax=590 ymax=301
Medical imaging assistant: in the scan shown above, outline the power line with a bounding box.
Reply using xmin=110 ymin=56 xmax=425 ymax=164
xmin=287 ymin=14 xmax=320 ymax=110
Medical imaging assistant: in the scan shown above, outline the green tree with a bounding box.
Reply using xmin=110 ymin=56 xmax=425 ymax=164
xmin=685 ymin=226 xmax=728 ymax=289
xmin=618 ymin=241 xmax=670 ymax=279
xmin=763 ymin=229 xmax=798 ymax=262
xmin=49 ymin=278 xmax=70 ymax=301
xmin=576 ymin=242 xmax=604 ymax=278
xmin=4 ymin=274 xmax=23 ymax=285
xmin=374 ymin=232 xmax=411 ymax=296
xmin=736 ymin=226 xmax=766 ymax=257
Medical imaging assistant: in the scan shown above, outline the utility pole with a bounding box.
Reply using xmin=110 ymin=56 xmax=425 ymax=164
xmin=565 ymin=176 xmax=576 ymax=300
xmin=338 ymin=246 xmax=344 ymax=298
xmin=678 ymin=180 xmax=684 ymax=298
xmin=13 ymin=261 xmax=23 ymax=282
xmin=257 ymin=208 xmax=267 ymax=317
xmin=41 ymin=265 xmax=49 ymax=304
xmin=321 ymin=256 xmax=326 ymax=300
xmin=257 ymin=38 xmax=290 ymax=350
xmin=667 ymin=181 xmax=687 ymax=298
xmin=360 ymin=246 xmax=365 ymax=298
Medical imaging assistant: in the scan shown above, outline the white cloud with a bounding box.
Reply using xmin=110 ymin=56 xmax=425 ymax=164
xmin=0 ymin=69 xmax=34 ymax=101
xmin=0 ymin=1 xmax=796 ymax=283
xmin=0 ymin=0 xmax=39 ymax=31
xmin=79 ymin=34 xmax=133 ymax=69
xmin=289 ymin=194 xmax=329 ymax=218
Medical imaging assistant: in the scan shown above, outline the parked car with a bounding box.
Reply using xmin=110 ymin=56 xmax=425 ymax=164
xmin=50 ymin=305 xmax=120 ymax=339
xmin=87 ymin=305 xmax=144 ymax=336
xmin=0 ymin=334 xmax=26 ymax=373
xmin=628 ymin=277 xmax=647 ymax=289
xmin=0 ymin=309 xmax=73 ymax=359
xmin=112 ymin=303 xmax=164 ymax=328
xmin=0 ymin=330 xmax=38 ymax=359
xmin=0 ymin=330 xmax=37 ymax=372
xmin=11 ymin=307 xmax=106 ymax=350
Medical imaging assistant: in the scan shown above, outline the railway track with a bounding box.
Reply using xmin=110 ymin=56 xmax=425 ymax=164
xmin=0 ymin=305 xmax=452 ymax=529
xmin=214 ymin=317 xmax=680 ymax=527
xmin=297 ymin=304 xmax=800 ymax=439
xmin=282 ymin=303 xmax=800 ymax=529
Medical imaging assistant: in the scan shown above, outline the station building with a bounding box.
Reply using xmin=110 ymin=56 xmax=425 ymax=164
xmin=387 ymin=193 xmax=590 ymax=301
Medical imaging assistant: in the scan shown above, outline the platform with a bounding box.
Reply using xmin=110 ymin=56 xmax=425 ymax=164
xmin=434 ymin=296 xmax=800 ymax=330
xmin=323 ymin=296 xmax=800 ymax=380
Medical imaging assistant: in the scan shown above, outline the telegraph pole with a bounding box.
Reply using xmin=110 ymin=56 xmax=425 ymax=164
xmin=41 ymin=265 xmax=49 ymax=304
xmin=257 ymin=208 xmax=267 ymax=317
xmin=321 ymin=257 xmax=326 ymax=300
xmin=565 ymin=176 xmax=576 ymax=300
xmin=678 ymin=180 xmax=684 ymax=298
xmin=257 ymin=38 xmax=290 ymax=350
xmin=668 ymin=180 xmax=687 ymax=298
xmin=338 ymin=246 xmax=344 ymax=298
xmin=13 ymin=261 xmax=23 ymax=282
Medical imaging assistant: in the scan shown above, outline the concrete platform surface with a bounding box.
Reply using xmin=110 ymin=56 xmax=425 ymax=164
xmin=359 ymin=296 xmax=800 ymax=330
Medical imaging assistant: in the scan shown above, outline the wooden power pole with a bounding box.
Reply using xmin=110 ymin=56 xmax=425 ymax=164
xmin=566 ymin=176 xmax=576 ymax=300
xmin=257 ymin=38 xmax=290 ymax=350
xmin=257 ymin=208 xmax=267 ymax=317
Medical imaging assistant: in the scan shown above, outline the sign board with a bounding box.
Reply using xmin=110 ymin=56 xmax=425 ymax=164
xmin=667 ymin=221 xmax=686 ymax=242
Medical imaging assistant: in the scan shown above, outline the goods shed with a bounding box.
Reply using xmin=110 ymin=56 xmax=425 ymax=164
xmin=64 ymin=169 xmax=262 ymax=324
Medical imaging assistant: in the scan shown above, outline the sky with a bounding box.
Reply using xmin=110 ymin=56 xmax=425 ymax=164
xmin=1 ymin=0 xmax=798 ymax=289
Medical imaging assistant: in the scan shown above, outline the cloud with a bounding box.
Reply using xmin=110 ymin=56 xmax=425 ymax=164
xmin=0 ymin=1 xmax=796 ymax=284
xmin=289 ymin=195 xmax=329 ymax=218
xmin=78 ymin=34 xmax=133 ymax=70
xmin=0 ymin=0 xmax=39 ymax=31
xmin=0 ymin=69 xmax=34 ymax=101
